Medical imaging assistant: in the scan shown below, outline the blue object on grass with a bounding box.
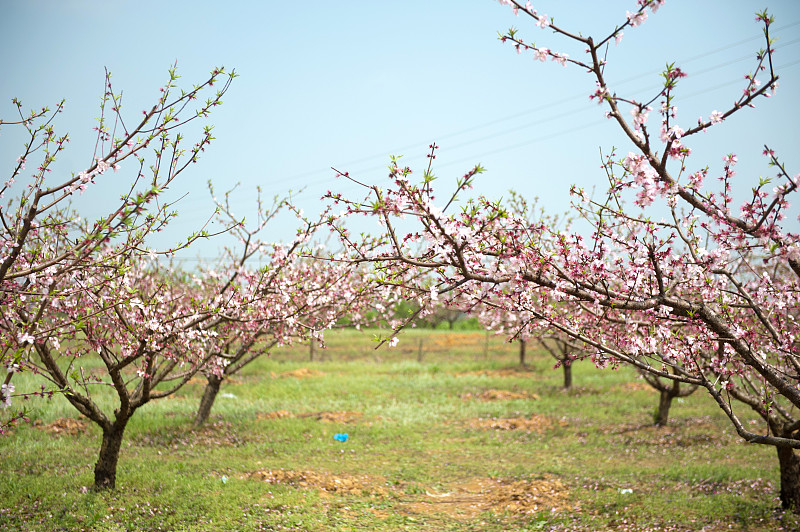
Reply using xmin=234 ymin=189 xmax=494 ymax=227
xmin=333 ymin=433 xmax=349 ymax=442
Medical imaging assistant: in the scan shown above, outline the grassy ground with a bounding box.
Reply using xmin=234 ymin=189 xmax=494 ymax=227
xmin=0 ymin=329 xmax=796 ymax=531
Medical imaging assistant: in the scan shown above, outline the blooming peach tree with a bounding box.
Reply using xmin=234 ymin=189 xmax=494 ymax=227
xmin=191 ymin=252 xmax=387 ymax=425
xmin=189 ymin=188 xmax=389 ymax=426
xmin=326 ymin=1 xmax=800 ymax=509
xmin=32 ymin=253 xmax=235 ymax=490
xmin=473 ymin=193 xmax=585 ymax=375
xmin=1 ymin=65 xmax=239 ymax=488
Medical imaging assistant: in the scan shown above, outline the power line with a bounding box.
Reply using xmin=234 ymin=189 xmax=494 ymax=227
xmin=259 ymin=24 xmax=800 ymax=194
xmin=172 ymin=49 xmax=799 ymax=216
xmin=166 ymin=22 xmax=800 ymax=214
xmin=149 ymin=24 xmax=800 ymax=215
xmin=274 ymin=59 xmax=800 ymax=201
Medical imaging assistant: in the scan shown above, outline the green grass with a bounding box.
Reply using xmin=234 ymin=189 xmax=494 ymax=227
xmin=1 ymin=329 xmax=796 ymax=531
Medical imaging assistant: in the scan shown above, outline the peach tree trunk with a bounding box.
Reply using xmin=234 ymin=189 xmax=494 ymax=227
xmin=94 ymin=415 xmax=132 ymax=490
xmin=654 ymin=388 xmax=677 ymax=427
xmin=194 ymin=374 xmax=224 ymax=428
xmin=562 ymin=362 xmax=572 ymax=389
xmin=778 ymin=446 xmax=800 ymax=511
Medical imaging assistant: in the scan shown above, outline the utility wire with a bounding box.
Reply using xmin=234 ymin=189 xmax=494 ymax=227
xmin=169 ymin=25 xmax=800 ymax=217
xmin=171 ymin=49 xmax=800 ymax=221
xmin=276 ymin=58 xmax=800 ymax=201
xmin=258 ymin=26 xmax=800 ymax=195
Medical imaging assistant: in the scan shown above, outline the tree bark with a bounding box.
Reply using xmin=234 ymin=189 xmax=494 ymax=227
xmin=519 ymin=339 xmax=526 ymax=366
xmin=777 ymin=446 xmax=800 ymax=510
xmin=194 ymin=374 xmax=224 ymax=428
xmin=94 ymin=416 xmax=131 ymax=490
xmin=654 ymin=388 xmax=675 ymax=427
xmin=562 ymin=361 xmax=572 ymax=389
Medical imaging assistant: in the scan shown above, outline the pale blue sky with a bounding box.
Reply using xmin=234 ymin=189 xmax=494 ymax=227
xmin=2 ymin=1 xmax=799 ymax=260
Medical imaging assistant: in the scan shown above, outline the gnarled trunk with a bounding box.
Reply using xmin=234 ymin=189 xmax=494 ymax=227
xmin=94 ymin=416 xmax=131 ymax=490
xmin=654 ymin=388 xmax=675 ymax=427
xmin=562 ymin=361 xmax=572 ymax=389
xmin=642 ymin=373 xmax=697 ymax=427
xmin=194 ymin=374 xmax=224 ymax=428
xmin=777 ymin=446 xmax=800 ymax=510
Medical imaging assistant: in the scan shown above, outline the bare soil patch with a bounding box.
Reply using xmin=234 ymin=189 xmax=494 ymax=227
xmin=36 ymin=417 xmax=90 ymax=436
xmin=257 ymin=410 xmax=363 ymax=424
xmin=271 ymin=368 xmax=324 ymax=379
xmin=484 ymin=476 xmax=570 ymax=514
xmin=249 ymin=469 xmax=569 ymax=519
xmin=616 ymin=381 xmax=657 ymax=393
xmin=428 ymin=332 xmax=487 ymax=350
xmin=302 ymin=410 xmax=363 ymax=424
xmin=458 ymin=367 xmax=538 ymax=378
xmin=258 ymin=410 xmax=293 ymax=420
xmin=608 ymin=420 xmax=723 ymax=448
xmin=135 ymin=421 xmax=248 ymax=447
xmin=461 ymin=389 xmax=540 ymax=401
xmin=249 ymin=469 xmax=389 ymax=498
xmin=388 ymin=477 xmax=571 ymax=520
xmin=466 ymin=414 xmax=568 ymax=433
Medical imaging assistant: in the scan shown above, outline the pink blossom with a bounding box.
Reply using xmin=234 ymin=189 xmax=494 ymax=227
xmin=0 ymin=383 xmax=13 ymax=408
xmin=623 ymin=152 xmax=659 ymax=207
xmin=660 ymin=124 xmax=684 ymax=144
xmin=552 ymin=52 xmax=569 ymax=66
xmin=536 ymin=14 xmax=550 ymax=29
xmin=95 ymin=159 xmax=110 ymax=173
xmin=629 ymin=105 xmax=651 ymax=131
xmin=688 ymin=169 xmax=707 ymax=189
xmin=626 ymin=10 xmax=648 ymax=27
xmin=644 ymin=0 xmax=665 ymax=13
xmin=17 ymin=332 xmax=35 ymax=345
xmin=524 ymin=1 xmax=534 ymax=15
xmin=589 ymin=84 xmax=608 ymax=104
